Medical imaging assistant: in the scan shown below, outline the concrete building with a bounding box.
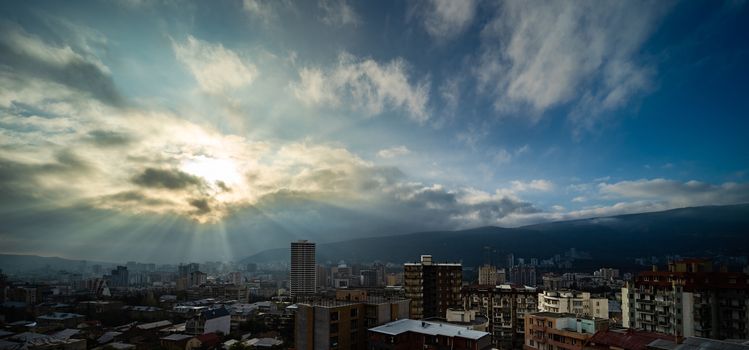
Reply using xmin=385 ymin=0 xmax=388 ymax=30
xmin=462 ymin=284 xmax=539 ymax=350
xmin=594 ymin=268 xmax=620 ymax=280
xmin=622 ymin=259 xmax=749 ymax=339
xmin=186 ymin=308 xmax=230 ymax=335
xmin=479 ymin=265 xmax=506 ymax=286
xmin=294 ymin=295 xmax=410 ymax=350
xmin=403 ymin=255 xmax=462 ymax=319
xmin=523 ymin=312 xmax=608 ymax=350
xmin=542 ymin=274 xmax=564 ymax=291
xmin=368 ymin=319 xmax=493 ymax=350
xmin=424 ymin=308 xmax=491 ymax=332
xmin=35 ymin=312 xmax=85 ymax=328
xmin=510 ymin=265 xmax=537 ymax=287
xmin=106 ymin=266 xmax=129 ymax=289
xmin=538 ymin=290 xmax=609 ymax=319
xmin=290 ymin=240 xmax=316 ymax=297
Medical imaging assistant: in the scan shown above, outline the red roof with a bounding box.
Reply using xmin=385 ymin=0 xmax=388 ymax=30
xmin=589 ymin=329 xmax=674 ymax=350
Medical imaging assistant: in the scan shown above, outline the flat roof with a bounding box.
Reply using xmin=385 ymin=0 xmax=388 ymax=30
xmin=368 ymin=319 xmax=489 ymax=340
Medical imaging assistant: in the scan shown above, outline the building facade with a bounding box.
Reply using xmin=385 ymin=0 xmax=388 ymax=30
xmin=622 ymin=259 xmax=749 ymax=340
xmin=290 ymin=240 xmax=316 ymax=297
xmin=294 ymin=295 xmax=410 ymax=350
xmin=524 ymin=312 xmax=608 ymax=350
xmin=462 ymin=284 xmax=539 ymax=350
xmin=538 ymin=290 xmax=609 ymax=319
xmin=403 ymin=255 xmax=462 ymax=319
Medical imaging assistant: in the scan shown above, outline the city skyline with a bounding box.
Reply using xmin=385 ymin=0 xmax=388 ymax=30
xmin=1 ymin=0 xmax=748 ymax=263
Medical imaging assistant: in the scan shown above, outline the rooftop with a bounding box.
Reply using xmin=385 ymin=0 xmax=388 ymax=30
xmin=589 ymin=329 xmax=674 ymax=350
xmin=368 ymin=319 xmax=489 ymax=340
xmin=161 ymin=334 xmax=193 ymax=342
xmin=37 ymin=312 xmax=84 ymax=320
xmin=136 ymin=320 xmax=172 ymax=330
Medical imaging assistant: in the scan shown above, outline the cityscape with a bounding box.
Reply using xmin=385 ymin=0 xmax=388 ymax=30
xmin=2 ymin=1 xmax=749 ymax=350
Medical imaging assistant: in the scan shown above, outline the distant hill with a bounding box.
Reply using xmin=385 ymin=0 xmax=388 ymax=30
xmin=241 ymin=204 xmax=749 ymax=268
xmin=0 ymin=254 xmax=114 ymax=274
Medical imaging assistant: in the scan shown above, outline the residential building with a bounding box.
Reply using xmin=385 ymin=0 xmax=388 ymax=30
xmin=367 ymin=318 xmax=493 ymax=350
xmin=594 ymin=268 xmax=620 ymax=280
xmin=542 ymin=274 xmax=564 ymax=291
xmin=462 ymin=284 xmax=539 ymax=350
xmin=403 ymin=255 xmax=462 ymax=319
xmin=290 ymin=240 xmax=316 ymax=297
xmin=106 ymin=266 xmax=129 ymax=289
xmin=523 ymin=312 xmax=608 ymax=350
xmin=479 ymin=265 xmax=503 ymax=286
xmin=186 ymin=308 xmax=230 ymax=335
xmin=35 ymin=312 xmax=85 ymax=328
xmin=510 ymin=265 xmax=537 ymax=287
xmin=622 ymin=259 xmax=749 ymax=339
xmin=189 ymin=271 xmax=207 ymax=288
xmin=294 ymin=295 xmax=410 ymax=350
xmin=424 ymin=308 xmax=491 ymax=332
xmin=538 ymin=290 xmax=609 ymax=319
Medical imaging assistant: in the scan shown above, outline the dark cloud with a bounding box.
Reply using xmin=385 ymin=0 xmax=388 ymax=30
xmin=86 ymin=130 xmax=134 ymax=147
xmin=101 ymin=191 xmax=173 ymax=207
xmin=189 ymin=198 xmax=211 ymax=214
xmin=132 ymin=168 xmax=204 ymax=190
xmin=0 ymin=150 xmax=89 ymax=185
xmin=0 ymin=22 xmax=125 ymax=107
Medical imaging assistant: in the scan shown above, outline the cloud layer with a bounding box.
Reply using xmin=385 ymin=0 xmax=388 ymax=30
xmin=476 ymin=0 xmax=667 ymax=128
xmin=291 ymin=53 xmax=430 ymax=122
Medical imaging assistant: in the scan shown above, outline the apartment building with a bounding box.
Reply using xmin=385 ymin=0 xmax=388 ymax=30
xmin=294 ymin=295 xmax=410 ymax=350
xmin=290 ymin=240 xmax=316 ymax=297
xmin=538 ymin=290 xmax=609 ymax=319
xmin=463 ymin=284 xmax=539 ymax=350
xmin=404 ymin=255 xmax=462 ymax=319
xmin=524 ymin=312 xmax=608 ymax=350
xmin=622 ymin=259 xmax=749 ymax=339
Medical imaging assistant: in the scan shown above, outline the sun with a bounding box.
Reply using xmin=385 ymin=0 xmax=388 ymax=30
xmin=180 ymin=155 xmax=242 ymax=186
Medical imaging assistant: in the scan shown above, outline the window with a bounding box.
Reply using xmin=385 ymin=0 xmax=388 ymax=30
xmin=350 ymin=308 xmax=358 ymax=317
xmin=331 ymin=323 xmax=338 ymax=333
xmin=330 ymin=336 xmax=338 ymax=348
xmin=351 ymin=320 xmax=358 ymax=329
xmin=330 ymin=311 xmax=339 ymax=321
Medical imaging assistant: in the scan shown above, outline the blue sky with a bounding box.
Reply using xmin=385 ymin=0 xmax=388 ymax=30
xmin=0 ymin=0 xmax=748 ymax=263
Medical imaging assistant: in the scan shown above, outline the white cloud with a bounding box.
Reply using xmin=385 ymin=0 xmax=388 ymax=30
xmin=476 ymin=1 xmax=668 ymax=126
xmin=511 ymin=179 xmax=554 ymax=192
xmin=291 ymin=53 xmax=430 ymax=122
xmin=319 ymin=0 xmax=361 ymax=27
xmin=242 ymin=0 xmax=275 ymax=20
xmin=172 ymin=35 xmax=257 ymax=94
xmin=599 ymin=178 xmax=749 ymax=207
xmin=419 ymin=0 xmax=477 ymax=40
xmin=377 ymin=145 xmax=411 ymax=159
xmin=493 ymin=149 xmax=512 ymax=165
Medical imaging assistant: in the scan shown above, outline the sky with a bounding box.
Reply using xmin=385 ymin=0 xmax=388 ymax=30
xmin=0 ymin=0 xmax=748 ymax=263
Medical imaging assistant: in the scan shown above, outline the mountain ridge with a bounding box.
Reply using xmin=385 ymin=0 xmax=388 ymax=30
xmin=241 ymin=203 xmax=749 ymax=267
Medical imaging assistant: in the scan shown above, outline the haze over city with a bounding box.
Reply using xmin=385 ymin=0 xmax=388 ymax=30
xmin=1 ymin=0 xmax=748 ymax=264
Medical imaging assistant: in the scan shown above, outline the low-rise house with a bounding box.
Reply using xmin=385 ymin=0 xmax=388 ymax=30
xmin=160 ymin=334 xmax=193 ymax=350
xmin=36 ymin=313 xmax=85 ymax=329
xmin=186 ymin=308 xmax=230 ymax=335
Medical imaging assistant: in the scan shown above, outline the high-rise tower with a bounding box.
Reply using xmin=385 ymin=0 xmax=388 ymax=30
xmin=290 ymin=240 xmax=316 ymax=297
